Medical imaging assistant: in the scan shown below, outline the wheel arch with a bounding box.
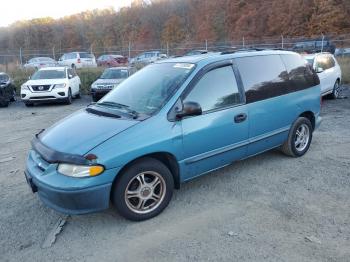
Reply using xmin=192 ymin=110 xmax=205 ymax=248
xmin=299 ymin=111 xmax=315 ymax=131
xmin=113 ymin=152 xmax=181 ymax=191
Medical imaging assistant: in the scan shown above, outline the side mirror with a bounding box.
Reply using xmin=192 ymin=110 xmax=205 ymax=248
xmin=176 ymin=101 xmax=202 ymax=119
xmin=316 ymin=67 xmax=324 ymax=73
xmin=68 ymin=74 xmax=73 ymax=79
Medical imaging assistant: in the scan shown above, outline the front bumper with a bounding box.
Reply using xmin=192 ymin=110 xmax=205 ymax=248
xmin=25 ymin=149 xmax=121 ymax=215
xmin=21 ymin=89 xmax=68 ymax=102
xmin=91 ymin=89 xmax=111 ymax=98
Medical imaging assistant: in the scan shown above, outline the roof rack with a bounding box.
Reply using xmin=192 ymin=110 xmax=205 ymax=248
xmin=220 ymin=48 xmax=266 ymax=55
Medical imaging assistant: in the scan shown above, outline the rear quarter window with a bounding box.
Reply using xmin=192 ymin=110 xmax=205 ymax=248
xmin=281 ymin=54 xmax=320 ymax=89
xmin=235 ymin=55 xmax=289 ymax=103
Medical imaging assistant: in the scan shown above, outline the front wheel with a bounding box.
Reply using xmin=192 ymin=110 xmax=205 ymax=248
xmin=65 ymin=88 xmax=72 ymax=105
xmin=281 ymin=117 xmax=313 ymax=157
xmin=331 ymin=80 xmax=340 ymax=99
xmin=112 ymin=158 xmax=174 ymax=221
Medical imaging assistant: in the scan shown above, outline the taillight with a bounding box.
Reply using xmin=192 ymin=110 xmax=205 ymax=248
xmin=77 ymin=58 xmax=81 ymax=63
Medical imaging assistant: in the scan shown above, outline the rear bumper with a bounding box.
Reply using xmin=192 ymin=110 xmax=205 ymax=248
xmin=25 ymin=170 xmax=111 ymax=214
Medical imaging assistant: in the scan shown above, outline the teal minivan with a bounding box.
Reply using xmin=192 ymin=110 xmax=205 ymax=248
xmin=25 ymin=50 xmax=321 ymax=221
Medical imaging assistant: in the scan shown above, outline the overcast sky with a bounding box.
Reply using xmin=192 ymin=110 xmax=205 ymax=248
xmin=0 ymin=0 xmax=132 ymax=27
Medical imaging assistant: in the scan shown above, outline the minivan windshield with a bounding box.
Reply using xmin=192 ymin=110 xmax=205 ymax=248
xmin=97 ymin=63 xmax=195 ymax=115
xmin=31 ymin=69 xmax=66 ymax=80
xmin=100 ymin=68 xmax=128 ymax=79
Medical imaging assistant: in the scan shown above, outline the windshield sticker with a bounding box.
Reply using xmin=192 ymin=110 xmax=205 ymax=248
xmin=173 ymin=63 xmax=194 ymax=69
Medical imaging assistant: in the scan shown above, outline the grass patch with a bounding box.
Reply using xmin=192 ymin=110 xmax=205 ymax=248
xmin=337 ymin=57 xmax=350 ymax=84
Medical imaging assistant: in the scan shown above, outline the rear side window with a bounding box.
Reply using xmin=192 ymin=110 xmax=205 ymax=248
xmin=315 ymin=55 xmax=334 ymax=70
xmin=79 ymin=53 xmax=93 ymax=59
xmin=235 ymin=55 xmax=289 ymax=103
xmin=184 ymin=65 xmax=241 ymax=112
xmin=281 ymin=54 xmax=319 ymax=90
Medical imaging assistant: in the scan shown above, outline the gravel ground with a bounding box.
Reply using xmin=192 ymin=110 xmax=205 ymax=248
xmin=0 ymin=88 xmax=349 ymax=262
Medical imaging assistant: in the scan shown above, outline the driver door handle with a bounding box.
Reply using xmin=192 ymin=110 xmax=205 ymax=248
xmin=234 ymin=113 xmax=247 ymax=123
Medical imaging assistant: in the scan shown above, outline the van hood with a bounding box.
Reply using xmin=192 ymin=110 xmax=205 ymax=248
xmin=39 ymin=109 xmax=139 ymax=155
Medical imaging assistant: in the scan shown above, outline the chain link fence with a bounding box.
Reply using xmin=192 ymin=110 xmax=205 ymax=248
xmin=1 ymin=34 xmax=350 ymax=71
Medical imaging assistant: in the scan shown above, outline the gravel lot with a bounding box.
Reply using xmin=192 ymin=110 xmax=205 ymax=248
xmin=0 ymin=87 xmax=349 ymax=262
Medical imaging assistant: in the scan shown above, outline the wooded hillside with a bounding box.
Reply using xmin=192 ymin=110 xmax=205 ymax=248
xmin=0 ymin=0 xmax=349 ymax=53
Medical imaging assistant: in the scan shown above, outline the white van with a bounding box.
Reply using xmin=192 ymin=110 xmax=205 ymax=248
xmin=58 ymin=52 xmax=97 ymax=69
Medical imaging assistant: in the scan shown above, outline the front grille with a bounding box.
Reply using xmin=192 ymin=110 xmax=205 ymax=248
xmin=96 ymin=84 xmax=113 ymax=90
xmin=31 ymin=85 xmax=51 ymax=91
xmin=31 ymin=96 xmax=56 ymax=99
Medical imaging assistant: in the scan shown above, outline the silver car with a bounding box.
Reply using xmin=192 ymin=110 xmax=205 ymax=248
xmin=24 ymin=57 xmax=58 ymax=70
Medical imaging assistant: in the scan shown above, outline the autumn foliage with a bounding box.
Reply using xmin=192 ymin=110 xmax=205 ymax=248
xmin=0 ymin=0 xmax=349 ymax=54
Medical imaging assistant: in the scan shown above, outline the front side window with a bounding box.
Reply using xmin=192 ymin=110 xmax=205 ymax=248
xmin=31 ymin=69 xmax=66 ymax=80
xmin=183 ymin=65 xmax=241 ymax=112
xmin=98 ymin=63 xmax=195 ymax=115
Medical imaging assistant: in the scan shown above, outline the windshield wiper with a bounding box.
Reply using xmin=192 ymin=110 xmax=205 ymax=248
xmin=96 ymin=101 xmax=139 ymax=119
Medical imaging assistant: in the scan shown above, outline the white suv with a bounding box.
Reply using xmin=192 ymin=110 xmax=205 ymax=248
xmin=21 ymin=67 xmax=81 ymax=106
xmin=58 ymin=52 xmax=97 ymax=69
xmin=303 ymin=53 xmax=342 ymax=98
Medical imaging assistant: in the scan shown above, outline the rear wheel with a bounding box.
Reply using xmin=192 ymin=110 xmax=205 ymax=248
xmin=331 ymin=80 xmax=340 ymax=99
xmin=281 ymin=117 xmax=313 ymax=157
xmin=112 ymin=158 xmax=174 ymax=221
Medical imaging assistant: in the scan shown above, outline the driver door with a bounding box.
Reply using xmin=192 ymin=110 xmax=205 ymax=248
xmin=180 ymin=62 xmax=249 ymax=180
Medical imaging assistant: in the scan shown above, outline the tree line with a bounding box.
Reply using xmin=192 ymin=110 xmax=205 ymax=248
xmin=0 ymin=0 xmax=349 ymax=56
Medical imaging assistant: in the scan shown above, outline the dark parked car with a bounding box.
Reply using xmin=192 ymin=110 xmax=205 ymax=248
xmin=0 ymin=73 xmax=15 ymax=107
xmin=97 ymin=55 xmax=128 ymax=67
xmin=91 ymin=67 xmax=135 ymax=102
xmin=292 ymin=38 xmax=336 ymax=54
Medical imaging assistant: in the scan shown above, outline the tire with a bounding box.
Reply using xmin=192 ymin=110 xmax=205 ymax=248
xmin=92 ymin=95 xmax=99 ymax=102
xmin=281 ymin=117 xmax=313 ymax=157
xmin=24 ymin=102 xmax=34 ymax=107
xmin=112 ymin=157 xmax=174 ymax=221
xmin=75 ymin=86 xmax=81 ymax=99
xmin=65 ymin=88 xmax=72 ymax=105
xmin=10 ymin=89 xmax=16 ymax=102
xmin=331 ymin=80 xmax=340 ymax=99
xmin=0 ymin=100 xmax=9 ymax=107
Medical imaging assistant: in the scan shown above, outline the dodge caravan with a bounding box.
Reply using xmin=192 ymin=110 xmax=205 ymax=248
xmin=25 ymin=50 xmax=321 ymax=221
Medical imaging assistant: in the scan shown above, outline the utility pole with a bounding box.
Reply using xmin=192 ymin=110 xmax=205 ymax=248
xmin=128 ymin=42 xmax=131 ymax=59
xmin=166 ymin=42 xmax=169 ymax=57
xmin=205 ymin=39 xmax=208 ymax=51
xmin=281 ymin=35 xmax=284 ymax=49
xmin=243 ymin=37 xmax=245 ymax=48
xmin=52 ymin=46 xmax=55 ymax=60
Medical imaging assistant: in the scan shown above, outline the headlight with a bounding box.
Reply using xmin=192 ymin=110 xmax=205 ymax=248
xmin=57 ymin=164 xmax=104 ymax=178
xmin=21 ymin=84 xmax=29 ymax=91
xmin=91 ymin=83 xmax=97 ymax=89
xmin=54 ymin=83 xmax=66 ymax=89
